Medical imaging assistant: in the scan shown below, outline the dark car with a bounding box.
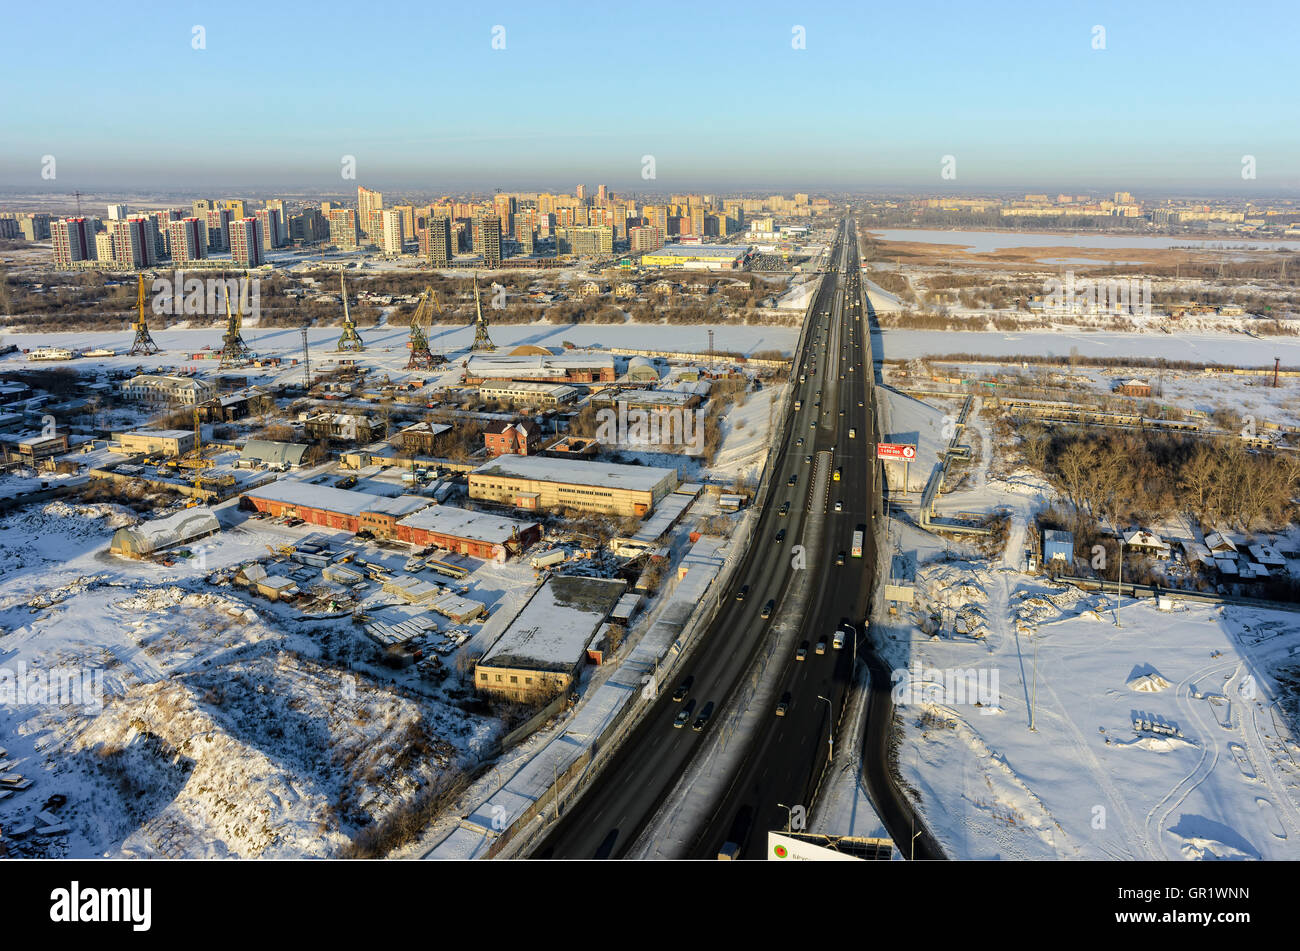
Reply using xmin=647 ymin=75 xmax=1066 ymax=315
xmin=836 ymin=551 xmax=845 ymax=566
xmin=776 ymin=692 xmax=792 ymax=717
xmin=736 ymin=584 xmax=749 ymax=602
xmin=761 ymin=599 xmax=775 ymax=619
xmin=795 ymin=642 xmax=809 ymax=662
xmin=692 ymin=701 xmax=715 ymax=732
xmin=787 ymin=474 xmax=798 ymax=486
xmin=674 ymin=699 xmax=697 ymax=728
xmin=779 ymin=501 xmax=790 ymax=517
xmin=774 ymin=529 xmax=786 ymax=544
xmin=672 ymin=676 xmax=694 ymax=702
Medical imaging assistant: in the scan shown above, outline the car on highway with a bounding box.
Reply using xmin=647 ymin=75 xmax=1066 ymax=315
xmin=816 ymin=639 xmax=827 ymax=655
xmin=779 ymin=501 xmax=790 ymax=516
xmin=672 ymin=677 xmax=693 ymax=702
xmin=787 ymin=474 xmax=797 ymax=486
xmin=795 ymin=642 xmax=809 ymax=661
xmin=804 ymin=454 xmax=812 ymax=464
xmin=796 ymin=437 xmax=804 ymax=447
xmin=736 ymin=584 xmax=749 ymax=601
xmin=834 ymin=500 xmax=843 ymax=512
xmin=761 ymin=599 xmax=775 ymax=619
xmin=833 ymin=468 xmax=842 ymax=482
xmin=692 ymin=702 xmax=715 ymax=732
xmin=848 ymin=428 xmax=856 ymax=439
xmin=836 ymin=551 xmax=846 ymax=565
xmin=774 ymin=529 xmax=786 ymax=544
xmin=775 ymin=692 xmax=792 ymax=717
xmin=673 ymin=699 xmax=696 ymax=728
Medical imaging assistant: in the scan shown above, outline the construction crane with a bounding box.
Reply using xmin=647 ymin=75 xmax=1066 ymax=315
xmin=218 ymin=274 xmax=252 ymax=367
xmin=336 ymin=266 xmax=365 ymax=352
xmin=179 ymin=406 xmax=215 ymax=478
xmin=406 ymin=286 xmax=448 ymax=369
xmin=129 ymin=273 xmax=161 ymax=355
xmin=470 ymin=275 xmax=496 ymax=352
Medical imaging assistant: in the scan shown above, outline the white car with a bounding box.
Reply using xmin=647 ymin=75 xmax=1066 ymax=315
xmin=834 ymin=500 xmax=843 ymax=512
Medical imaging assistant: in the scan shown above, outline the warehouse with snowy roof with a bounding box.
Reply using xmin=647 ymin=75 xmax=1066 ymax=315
xmin=468 ymin=454 xmax=678 ymax=517
xmin=110 ymin=508 xmax=220 ymax=559
xmin=475 ymin=575 xmax=627 ymax=703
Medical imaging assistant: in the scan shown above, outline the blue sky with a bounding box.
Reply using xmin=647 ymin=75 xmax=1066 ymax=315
xmin=1 ymin=0 xmax=1296 ymax=193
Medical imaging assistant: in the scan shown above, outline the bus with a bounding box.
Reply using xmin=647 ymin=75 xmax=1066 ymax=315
xmin=851 ymin=527 xmax=864 ymax=558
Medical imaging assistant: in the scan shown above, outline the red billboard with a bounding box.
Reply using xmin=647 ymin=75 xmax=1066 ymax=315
xmin=876 ymin=443 xmax=916 ymax=461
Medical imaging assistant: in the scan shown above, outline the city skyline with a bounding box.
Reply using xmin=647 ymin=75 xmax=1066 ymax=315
xmin=1 ymin=0 xmax=1296 ymax=192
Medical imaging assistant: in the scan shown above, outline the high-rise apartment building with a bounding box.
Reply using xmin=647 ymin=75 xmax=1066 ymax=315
xmin=424 ymin=215 xmax=452 ymax=267
xmin=192 ymin=199 xmax=216 ymax=219
xmin=52 ymin=217 xmax=98 ymax=266
xmin=231 ymin=217 xmax=264 ymax=267
xmin=205 ymin=207 xmax=233 ymax=251
xmin=328 ymin=209 xmax=358 ymax=250
xmin=379 ymin=209 xmax=404 ymax=254
xmin=357 ymin=186 xmax=382 ymax=237
xmin=111 ymin=216 xmax=158 ymax=268
xmin=474 ymin=214 xmax=502 ymax=265
xmin=221 ymin=198 xmax=247 ymax=219
xmin=255 ymin=208 xmax=282 ymax=251
xmin=629 ymin=225 xmax=665 ymax=252
xmin=168 ymin=218 xmax=207 ymax=263
xmin=106 ymin=203 xmax=129 ymax=220
xmin=290 ymin=209 xmax=329 ymax=244
xmin=393 ymin=204 xmax=416 ymax=242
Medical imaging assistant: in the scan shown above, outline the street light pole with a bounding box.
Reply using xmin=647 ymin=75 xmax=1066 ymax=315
xmin=777 ymin=802 xmax=792 ymax=833
xmin=817 ymin=694 xmax=833 ymax=760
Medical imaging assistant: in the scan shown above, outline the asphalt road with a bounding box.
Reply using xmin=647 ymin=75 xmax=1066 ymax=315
xmin=683 ymin=217 xmax=881 ymax=859
xmin=533 ymin=217 xmax=871 ymax=859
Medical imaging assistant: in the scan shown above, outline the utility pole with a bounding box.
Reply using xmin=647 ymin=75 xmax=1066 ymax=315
xmin=1029 ymin=633 xmax=1039 ymax=732
xmin=1116 ymin=534 xmax=1125 ymax=628
xmin=301 ymin=325 xmax=310 ymax=389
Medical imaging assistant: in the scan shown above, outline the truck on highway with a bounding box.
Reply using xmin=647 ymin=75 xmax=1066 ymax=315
xmin=794 ymin=399 xmax=802 ymax=410
xmin=851 ymin=528 xmax=864 ymax=558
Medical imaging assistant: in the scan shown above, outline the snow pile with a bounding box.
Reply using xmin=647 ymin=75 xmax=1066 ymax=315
xmin=42 ymin=499 xmax=138 ymax=529
xmin=917 ymin=560 xmax=993 ymax=610
xmin=53 ymin=651 xmax=461 ymax=858
xmin=1127 ymin=666 xmax=1172 ymax=693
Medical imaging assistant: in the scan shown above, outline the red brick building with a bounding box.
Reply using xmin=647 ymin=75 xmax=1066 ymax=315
xmin=395 ymin=505 xmax=542 ymax=560
xmin=485 ymin=419 xmax=542 ymax=456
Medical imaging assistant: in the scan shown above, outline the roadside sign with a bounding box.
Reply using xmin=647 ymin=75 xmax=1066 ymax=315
xmin=876 ymin=443 xmax=916 ymax=461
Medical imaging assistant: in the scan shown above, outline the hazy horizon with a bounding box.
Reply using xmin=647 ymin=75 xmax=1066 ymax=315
xmin=3 ymin=0 xmax=1297 ymax=194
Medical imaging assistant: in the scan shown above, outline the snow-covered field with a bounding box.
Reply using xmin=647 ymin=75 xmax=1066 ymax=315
xmin=873 ymin=395 xmax=1300 ymax=860
xmin=0 ymin=497 xmax=523 ymax=858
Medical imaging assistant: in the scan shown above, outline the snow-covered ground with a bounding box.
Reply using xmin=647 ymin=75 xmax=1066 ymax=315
xmin=872 ymin=393 xmax=1300 ymax=860
xmin=0 ymin=497 xmax=535 ymax=858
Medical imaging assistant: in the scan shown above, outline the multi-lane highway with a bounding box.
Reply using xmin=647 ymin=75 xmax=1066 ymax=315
xmin=683 ymin=216 xmax=880 ymax=858
xmin=532 ymin=216 xmax=884 ymax=860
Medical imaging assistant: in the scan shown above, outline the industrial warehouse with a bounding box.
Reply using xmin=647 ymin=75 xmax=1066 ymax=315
xmin=394 ymin=504 xmax=541 ymax=559
xmin=467 ymin=454 xmax=679 ymax=517
xmin=474 ymin=575 xmax=627 ymax=703
xmin=240 ymin=480 xmax=543 ymax=559
xmin=460 ymin=351 xmax=617 ymax=384
xmin=639 ymin=244 xmax=750 ymax=269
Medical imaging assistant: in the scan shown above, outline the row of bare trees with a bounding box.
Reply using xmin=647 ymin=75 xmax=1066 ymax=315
xmin=1026 ymin=424 xmax=1300 ymax=533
